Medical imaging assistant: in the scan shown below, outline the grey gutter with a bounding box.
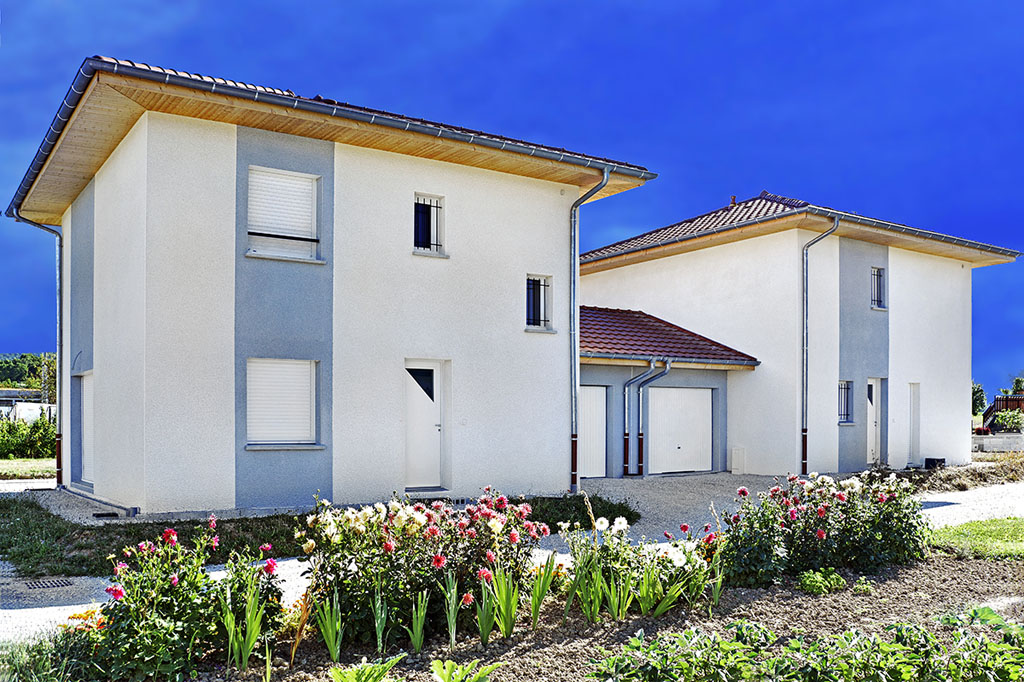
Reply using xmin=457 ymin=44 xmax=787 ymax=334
xmin=6 ymin=57 xmax=657 ymax=218
xmin=635 ymin=360 xmax=673 ymax=476
xmin=581 ymin=351 xmax=759 ymax=367
xmin=582 ymin=205 xmax=1019 ymax=265
xmin=622 ymin=360 xmax=659 ymax=476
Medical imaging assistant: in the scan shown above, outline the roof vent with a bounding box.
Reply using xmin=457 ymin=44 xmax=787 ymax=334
xmin=730 ymin=195 xmax=737 ymax=206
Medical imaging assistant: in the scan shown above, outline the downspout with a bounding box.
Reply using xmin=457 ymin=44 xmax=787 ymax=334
xmin=10 ymin=206 xmax=64 ymax=487
xmin=622 ymin=360 xmax=658 ymax=476
xmin=801 ymin=216 xmax=839 ymax=475
xmin=636 ymin=359 xmax=673 ymax=476
xmin=570 ymin=167 xmax=610 ymax=492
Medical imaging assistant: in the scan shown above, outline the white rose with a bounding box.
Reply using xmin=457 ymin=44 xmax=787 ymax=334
xmin=595 ymin=517 xmax=610 ymax=532
xmin=612 ymin=517 xmax=629 ymax=534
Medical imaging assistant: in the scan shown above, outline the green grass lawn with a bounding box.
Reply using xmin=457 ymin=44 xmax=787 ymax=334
xmin=0 ymin=458 xmax=56 ymax=480
xmin=0 ymin=497 xmax=304 ymax=578
xmin=931 ymin=517 xmax=1024 ymax=560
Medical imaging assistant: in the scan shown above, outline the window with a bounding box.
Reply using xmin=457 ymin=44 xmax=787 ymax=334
xmin=838 ymin=381 xmax=853 ymax=423
xmin=871 ymin=267 xmax=886 ymax=308
xmin=247 ymin=166 xmax=318 ymax=260
xmin=526 ymin=276 xmax=551 ymax=329
xmin=247 ymin=359 xmax=316 ymax=444
xmin=414 ymin=194 xmax=443 ymax=253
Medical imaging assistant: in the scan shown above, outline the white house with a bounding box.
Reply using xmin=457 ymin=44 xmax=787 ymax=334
xmin=581 ymin=191 xmax=1018 ymax=476
xmin=6 ymin=57 xmax=655 ymax=514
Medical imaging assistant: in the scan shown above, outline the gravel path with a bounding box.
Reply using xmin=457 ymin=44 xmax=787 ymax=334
xmin=0 ymin=478 xmax=54 ymax=493
xmin=919 ymin=480 xmax=1024 ymax=528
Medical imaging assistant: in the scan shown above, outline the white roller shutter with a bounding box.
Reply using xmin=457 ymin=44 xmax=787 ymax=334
xmin=247 ymin=359 xmax=316 ymax=444
xmin=81 ymin=373 xmax=94 ymax=483
xmin=247 ymin=166 xmax=317 ymax=259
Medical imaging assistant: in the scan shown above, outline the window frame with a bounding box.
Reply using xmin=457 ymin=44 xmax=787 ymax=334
xmin=525 ymin=275 xmax=552 ymax=330
xmin=838 ymin=380 xmax=853 ymax=424
xmin=413 ymin=193 xmax=445 ymax=255
xmin=246 ymin=165 xmax=320 ymax=261
xmin=871 ymin=267 xmax=886 ymax=309
xmin=246 ymin=358 xmax=317 ymax=445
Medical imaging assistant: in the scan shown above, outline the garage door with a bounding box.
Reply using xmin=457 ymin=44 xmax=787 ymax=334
xmin=648 ymin=387 xmax=712 ymax=473
xmin=578 ymin=386 xmax=607 ymax=478
xmin=81 ymin=373 xmax=95 ymax=483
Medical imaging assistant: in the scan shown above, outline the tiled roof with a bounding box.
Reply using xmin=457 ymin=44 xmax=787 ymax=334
xmin=93 ymin=57 xmax=652 ymax=174
xmin=580 ymin=306 xmax=758 ymax=366
xmin=581 ymin=190 xmax=1019 ymax=263
xmin=581 ymin=191 xmax=805 ymax=263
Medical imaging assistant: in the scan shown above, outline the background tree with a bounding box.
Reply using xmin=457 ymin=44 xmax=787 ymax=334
xmin=37 ymin=353 xmax=57 ymax=404
xmin=972 ymin=381 xmax=987 ymax=415
xmin=998 ymin=372 xmax=1024 ymax=396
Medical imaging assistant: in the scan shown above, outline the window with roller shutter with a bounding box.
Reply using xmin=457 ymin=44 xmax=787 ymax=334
xmin=246 ymin=166 xmax=319 ymax=260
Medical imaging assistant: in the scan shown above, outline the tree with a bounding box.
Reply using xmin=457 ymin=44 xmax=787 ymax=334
xmin=999 ymin=373 xmax=1024 ymax=396
xmin=972 ymin=381 xmax=987 ymax=416
xmin=37 ymin=353 xmax=57 ymax=404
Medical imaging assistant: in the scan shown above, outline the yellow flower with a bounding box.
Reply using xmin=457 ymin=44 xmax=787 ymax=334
xmin=302 ymin=539 xmax=316 ymax=554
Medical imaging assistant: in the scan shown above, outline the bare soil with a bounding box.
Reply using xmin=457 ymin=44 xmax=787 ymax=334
xmin=200 ymin=555 xmax=1024 ymax=682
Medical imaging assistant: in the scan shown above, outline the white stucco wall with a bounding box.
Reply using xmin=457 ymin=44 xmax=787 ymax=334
xmin=142 ymin=113 xmax=237 ymax=512
xmin=581 ymin=230 xmax=807 ymax=474
xmin=92 ymin=115 xmax=149 ymax=506
xmin=332 ymin=144 xmax=577 ymax=502
xmin=887 ymin=248 xmax=972 ymax=467
xmin=804 ymin=231 xmax=841 ymax=474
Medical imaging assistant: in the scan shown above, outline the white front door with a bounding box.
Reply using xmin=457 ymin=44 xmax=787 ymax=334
xmin=578 ymin=386 xmax=607 ymax=478
xmin=81 ymin=373 xmax=94 ymax=483
xmin=405 ymin=362 xmax=442 ymax=488
xmin=909 ymin=382 xmax=921 ymax=465
xmin=649 ymin=387 xmax=713 ymax=474
xmin=867 ymin=378 xmax=881 ymax=465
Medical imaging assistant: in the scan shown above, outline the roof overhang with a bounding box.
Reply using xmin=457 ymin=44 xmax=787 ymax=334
xmin=580 ymin=353 xmax=758 ymax=371
xmin=9 ymin=58 xmax=657 ymax=225
xmin=581 ymin=209 xmax=1017 ymax=275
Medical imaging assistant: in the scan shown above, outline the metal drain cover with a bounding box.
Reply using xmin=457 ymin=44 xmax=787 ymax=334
xmin=24 ymin=578 xmax=74 ymax=590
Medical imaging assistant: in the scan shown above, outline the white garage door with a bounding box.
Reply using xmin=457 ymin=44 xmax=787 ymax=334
xmin=81 ymin=373 xmax=95 ymax=484
xmin=648 ymin=387 xmax=712 ymax=474
xmin=578 ymin=386 xmax=607 ymax=478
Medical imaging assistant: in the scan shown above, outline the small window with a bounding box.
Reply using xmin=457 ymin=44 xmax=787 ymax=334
xmin=871 ymin=267 xmax=886 ymax=308
xmin=526 ymin=276 xmax=551 ymax=329
xmin=414 ymin=194 xmax=443 ymax=253
xmin=247 ymin=358 xmax=316 ymax=444
xmin=247 ymin=166 xmax=319 ymax=260
xmin=838 ymin=381 xmax=853 ymax=423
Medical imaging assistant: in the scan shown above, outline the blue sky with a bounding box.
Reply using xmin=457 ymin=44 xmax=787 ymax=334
xmin=1 ymin=1 xmax=1022 ymax=398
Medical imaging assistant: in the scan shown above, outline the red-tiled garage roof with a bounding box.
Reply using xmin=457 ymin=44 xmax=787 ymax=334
xmin=580 ymin=306 xmax=758 ymax=367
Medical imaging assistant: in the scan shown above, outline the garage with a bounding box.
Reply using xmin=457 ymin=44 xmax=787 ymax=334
xmin=577 ymin=306 xmax=758 ymax=479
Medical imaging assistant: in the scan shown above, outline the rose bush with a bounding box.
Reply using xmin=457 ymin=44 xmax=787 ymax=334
xmin=299 ymin=488 xmax=547 ymax=643
xmin=718 ymin=472 xmax=929 ymax=587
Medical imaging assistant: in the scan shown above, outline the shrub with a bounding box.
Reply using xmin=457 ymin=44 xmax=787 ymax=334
xmin=0 ymin=411 xmax=56 ymax=459
xmin=796 ymin=567 xmax=846 ymax=595
xmin=590 ymin=621 xmax=1024 ymax=682
xmin=300 ymin=488 xmax=547 ymax=644
xmin=717 ymin=472 xmax=929 ymax=587
xmin=994 ymin=408 xmax=1024 ymax=432
xmin=527 ymin=493 xmax=640 ymax=528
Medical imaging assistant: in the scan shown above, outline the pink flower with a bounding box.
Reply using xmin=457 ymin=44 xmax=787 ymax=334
xmin=835 ymin=492 xmax=847 ymax=502
xmin=123 ymin=548 xmax=131 ymax=557
xmin=816 ymin=529 xmax=826 ymax=540
xmin=170 ymin=573 xmax=179 ymax=586
xmin=703 ymin=532 xmax=717 ymax=544
xmin=465 ymin=528 xmax=477 ymax=539
xmin=877 ymin=493 xmax=889 ymax=503
xmin=413 ymin=502 xmax=426 ymax=512
xmin=432 ymin=554 xmax=447 ymax=569
xmin=477 ymin=568 xmax=493 ymax=583
xmin=789 ymin=508 xmax=799 ymax=520
xmin=817 ymin=506 xmax=827 ymax=518
xmin=788 ymin=474 xmax=798 ymax=482
xmin=461 ymin=592 xmax=474 ymax=606
xmin=260 ymin=543 xmax=272 ymax=552
xmin=431 ymin=500 xmax=445 ymax=510
xmin=208 ymin=513 xmax=217 ymax=530
xmin=486 ymin=550 xmax=496 ymax=563
xmin=780 ymin=522 xmax=786 ymax=529
xmin=458 ymin=518 xmax=470 ymax=530
xmin=737 ymin=487 xmax=749 ymax=498
xmin=508 ymin=530 xmax=520 ymax=545
xmin=495 ymin=496 xmax=508 ymax=510
xmin=114 ymin=562 xmax=128 ymax=576
xmin=519 ymin=503 xmax=533 ymax=517
xmin=664 ymin=531 xmax=674 ymax=540
xmin=383 ymin=540 xmax=395 ymax=553
xmin=731 ymin=514 xmax=741 ymax=525
xmin=680 ymin=523 xmax=690 ymax=533
xmin=105 ymin=584 xmax=125 ymax=600
xmin=423 ymin=525 xmax=441 ymax=539
xmin=703 ymin=523 xmax=712 ymax=533
xmin=162 ymin=528 xmax=178 ymax=546
xmin=263 ymin=558 xmax=277 ymax=575
xmin=769 ymin=486 xmax=781 ymax=496
xmin=539 ymin=523 xmax=550 ymax=537
xmin=211 ymin=535 xmax=219 ymax=550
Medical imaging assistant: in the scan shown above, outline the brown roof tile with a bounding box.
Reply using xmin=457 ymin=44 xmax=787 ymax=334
xmin=580 ymin=306 xmax=757 ymax=366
